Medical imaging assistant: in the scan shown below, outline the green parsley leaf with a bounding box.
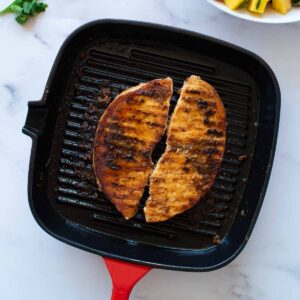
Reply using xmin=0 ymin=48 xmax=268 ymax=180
xmin=16 ymin=13 xmax=29 ymax=24
xmin=23 ymin=1 xmax=34 ymax=14
xmin=0 ymin=0 xmax=48 ymax=24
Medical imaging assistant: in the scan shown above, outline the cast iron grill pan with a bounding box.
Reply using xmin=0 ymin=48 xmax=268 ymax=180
xmin=23 ymin=20 xmax=280 ymax=271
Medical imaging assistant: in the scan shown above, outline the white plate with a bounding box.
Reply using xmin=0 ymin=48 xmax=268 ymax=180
xmin=206 ymin=0 xmax=300 ymax=23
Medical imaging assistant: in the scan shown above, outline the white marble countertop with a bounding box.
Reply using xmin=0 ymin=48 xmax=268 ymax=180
xmin=1 ymin=0 xmax=299 ymax=299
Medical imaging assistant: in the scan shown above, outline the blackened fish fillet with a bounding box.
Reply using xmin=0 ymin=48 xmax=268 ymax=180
xmin=144 ymin=76 xmax=226 ymax=222
xmin=93 ymin=78 xmax=173 ymax=219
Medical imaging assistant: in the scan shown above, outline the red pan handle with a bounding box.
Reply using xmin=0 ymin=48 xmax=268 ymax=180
xmin=104 ymin=257 xmax=152 ymax=300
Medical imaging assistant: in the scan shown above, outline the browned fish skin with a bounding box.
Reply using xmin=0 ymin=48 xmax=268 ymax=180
xmin=144 ymin=75 xmax=226 ymax=222
xmin=93 ymin=78 xmax=173 ymax=220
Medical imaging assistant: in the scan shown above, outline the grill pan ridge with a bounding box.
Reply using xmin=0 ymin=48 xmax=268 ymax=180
xmin=23 ymin=20 xmax=280 ymax=271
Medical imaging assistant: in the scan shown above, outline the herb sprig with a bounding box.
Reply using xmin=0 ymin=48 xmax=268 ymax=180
xmin=0 ymin=0 xmax=48 ymax=25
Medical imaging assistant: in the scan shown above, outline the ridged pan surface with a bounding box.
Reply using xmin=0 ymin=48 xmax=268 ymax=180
xmin=23 ymin=20 xmax=280 ymax=271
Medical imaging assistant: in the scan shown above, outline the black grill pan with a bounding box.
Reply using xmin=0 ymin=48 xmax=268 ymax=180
xmin=23 ymin=20 xmax=280 ymax=272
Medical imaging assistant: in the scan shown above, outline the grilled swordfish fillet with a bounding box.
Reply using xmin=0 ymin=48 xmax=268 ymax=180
xmin=144 ymin=75 xmax=226 ymax=222
xmin=93 ymin=78 xmax=173 ymax=220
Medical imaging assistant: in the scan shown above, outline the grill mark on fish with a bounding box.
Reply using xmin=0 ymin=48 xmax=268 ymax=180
xmin=133 ymin=108 xmax=168 ymax=117
xmin=201 ymin=147 xmax=222 ymax=156
xmin=186 ymin=89 xmax=202 ymax=94
xmin=145 ymin=121 xmax=165 ymax=129
xmin=106 ymin=160 xmax=121 ymax=170
xmin=169 ymin=138 xmax=224 ymax=150
xmin=204 ymin=117 xmax=216 ymax=126
xmin=206 ymin=129 xmax=224 ymax=137
xmin=137 ymin=81 xmax=170 ymax=100
xmin=205 ymin=108 xmax=216 ymax=117
xmin=126 ymin=97 xmax=145 ymax=105
xmin=105 ymin=132 xmax=146 ymax=146
xmin=197 ymin=99 xmax=209 ymax=109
